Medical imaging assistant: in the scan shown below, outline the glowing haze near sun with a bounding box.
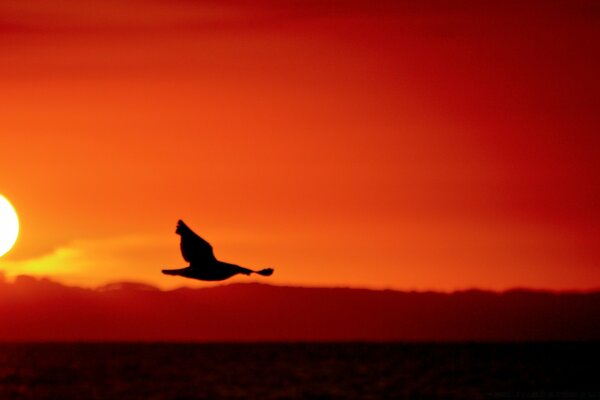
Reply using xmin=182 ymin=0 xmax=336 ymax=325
xmin=0 ymin=195 xmax=19 ymax=258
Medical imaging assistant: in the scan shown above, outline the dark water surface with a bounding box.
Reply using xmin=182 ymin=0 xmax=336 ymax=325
xmin=0 ymin=343 xmax=598 ymax=399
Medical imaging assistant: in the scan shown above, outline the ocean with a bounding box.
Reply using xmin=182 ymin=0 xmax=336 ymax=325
xmin=0 ymin=342 xmax=598 ymax=399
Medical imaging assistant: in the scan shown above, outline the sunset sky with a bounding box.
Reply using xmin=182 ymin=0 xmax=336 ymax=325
xmin=0 ymin=0 xmax=598 ymax=291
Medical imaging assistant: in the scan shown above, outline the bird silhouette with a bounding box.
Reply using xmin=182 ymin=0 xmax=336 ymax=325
xmin=162 ymin=220 xmax=274 ymax=281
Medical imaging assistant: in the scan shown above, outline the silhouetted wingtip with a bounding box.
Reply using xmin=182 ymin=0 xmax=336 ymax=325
xmin=176 ymin=220 xmax=187 ymax=234
xmin=162 ymin=269 xmax=178 ymax=276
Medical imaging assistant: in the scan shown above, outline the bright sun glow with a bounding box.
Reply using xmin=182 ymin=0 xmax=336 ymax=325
xmin=0 ymin=194 xmax=19 ymax=257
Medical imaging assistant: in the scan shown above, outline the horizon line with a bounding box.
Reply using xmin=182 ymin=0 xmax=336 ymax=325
xmin=3 ymin=272 xmax=600 ymax=295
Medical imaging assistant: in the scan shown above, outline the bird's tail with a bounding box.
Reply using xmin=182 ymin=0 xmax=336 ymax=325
xmin=256 ymin=268 xmax=274 ymax=277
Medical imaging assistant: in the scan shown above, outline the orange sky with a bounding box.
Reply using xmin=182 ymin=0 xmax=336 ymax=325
xmin=0 ymin=0 xmax=599 ymax=290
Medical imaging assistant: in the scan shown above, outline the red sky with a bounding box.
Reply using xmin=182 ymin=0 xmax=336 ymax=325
xmin=0 ymin=0 xmax=599 ymax=290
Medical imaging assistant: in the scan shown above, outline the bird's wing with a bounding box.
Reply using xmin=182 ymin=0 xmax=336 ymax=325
xmin=176 ymin=220 xmax=216 ymax=265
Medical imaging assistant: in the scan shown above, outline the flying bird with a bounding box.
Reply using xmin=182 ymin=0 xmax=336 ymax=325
xmin=162 ymin=220 xmax=274 ymax=281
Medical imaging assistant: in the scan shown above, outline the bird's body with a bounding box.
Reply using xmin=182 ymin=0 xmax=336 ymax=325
xmin=162 ymin=262 xmax=255 ymax=281
xmin=162 ymin=220 xmax=274 ymax=282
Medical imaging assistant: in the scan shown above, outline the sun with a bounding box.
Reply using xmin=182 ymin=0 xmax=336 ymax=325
xmin=0 ymin=194 xmax=19 ymax=257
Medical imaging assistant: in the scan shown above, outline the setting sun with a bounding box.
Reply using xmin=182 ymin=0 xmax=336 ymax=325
xmin=0 ymin=195 xmax=19 ymax=258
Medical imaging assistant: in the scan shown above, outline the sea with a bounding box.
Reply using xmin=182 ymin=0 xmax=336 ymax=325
xmin=0 ymin=342 xmax=598 ymax=399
